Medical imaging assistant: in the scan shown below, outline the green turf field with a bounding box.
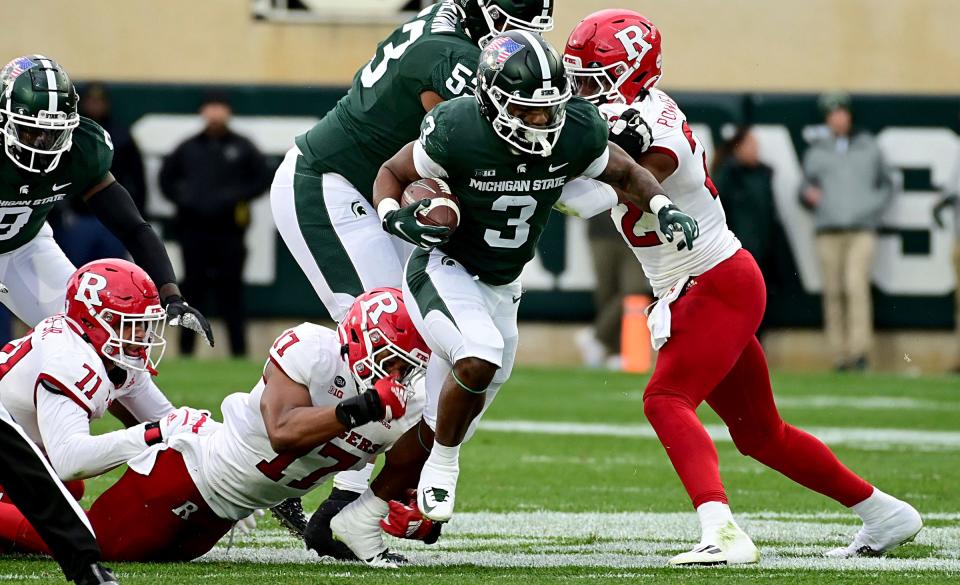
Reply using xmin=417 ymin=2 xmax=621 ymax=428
xmin=3 ymin=360 xmax=958 ymax=584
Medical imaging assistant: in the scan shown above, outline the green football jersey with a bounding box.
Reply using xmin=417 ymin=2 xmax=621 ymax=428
xmin=296 ymin=2 xmax=480 ymax=199
xmin=0 ymin=116 xmax=113 ymax=253
xmin=418 ymin=96 xmax=609 ymax=285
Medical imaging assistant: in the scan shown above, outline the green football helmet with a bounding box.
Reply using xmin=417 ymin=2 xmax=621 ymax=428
xmin=455 ymin=0 xmax=554 ymax=47
xmin=476 ymin=31 xmax=571 ymax=157
xmin=0 ymin=55 xmax=79 ymax=173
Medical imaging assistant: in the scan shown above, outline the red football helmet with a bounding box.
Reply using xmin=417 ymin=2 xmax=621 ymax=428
xmin=338 ymin=288 xmax=430 ymax=389
xmin=563 ymin=9 xmax=663 ymax=105
xmin=64 ymin=259 xmax=167 ymax=374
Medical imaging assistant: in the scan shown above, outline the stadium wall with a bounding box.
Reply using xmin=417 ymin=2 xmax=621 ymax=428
xmin=89 ymin=83 xmax=960 ymax=330
xmin=6 ymin=0 xmax=960 ymax=92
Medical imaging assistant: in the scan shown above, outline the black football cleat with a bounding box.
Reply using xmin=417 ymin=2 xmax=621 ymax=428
xmin=270 ymin=497 xmax=308 ymax=539
xmin=74 ymin=563 xmax=119 ymax=585
xmin=304 ymin=488 xmax=362 ymax=561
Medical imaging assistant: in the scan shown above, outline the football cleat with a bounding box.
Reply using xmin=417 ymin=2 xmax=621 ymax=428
xmin=329 ymin=496 xmax=404 ymax=568
xmin=417 ymin=458 xmax=459 ymax=522
xmin=74 ymin=563 xmax=119 ymax=585
xmin=304 ymin=488 xmax=361 ymax=561
xmin=270 ymin=498 xmax=308 ymax=539
xmin=668 ymin=521 xmax=760 ymax=566
xmin=825 ymin=500 xmax=922 ymax=558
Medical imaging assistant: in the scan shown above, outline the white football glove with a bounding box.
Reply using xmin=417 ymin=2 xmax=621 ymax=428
xmin=158 ymin=407 xmax=219 ymax=441
xmin=234 ymin=509 xmax=265 ymax=535
xmin=610 ymin=108 xmax=653 ymax=157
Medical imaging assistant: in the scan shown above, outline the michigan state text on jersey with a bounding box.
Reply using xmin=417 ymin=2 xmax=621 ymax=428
xmin=0 ymin=55 xmax=212 ymax=342
xmin=270 ymin=0 xmax=555 ymax=322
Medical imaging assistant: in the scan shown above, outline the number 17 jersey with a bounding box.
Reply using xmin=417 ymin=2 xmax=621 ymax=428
xmin=295 ymin=2 xmax=479 ymax=199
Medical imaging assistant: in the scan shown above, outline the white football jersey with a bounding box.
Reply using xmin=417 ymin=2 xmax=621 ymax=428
xmin=173 ymin=322 xmax=425 ymax=520
xmin=0 ymin=315 xmax=139 ymax=450
xmin=599 ymin=88 xmax=741 ymax=296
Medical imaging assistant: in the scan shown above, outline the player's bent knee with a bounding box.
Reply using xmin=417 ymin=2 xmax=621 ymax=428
xmin=642 ymin=392 xmax=694 ymax=425
xmin=728 ymin=420 xmax=786 ymax=458
xmin=453 ymin=357 xmax=498 ymax=393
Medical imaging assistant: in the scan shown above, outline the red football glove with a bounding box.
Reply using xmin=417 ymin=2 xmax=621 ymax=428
xmin=374 ymin=375 xmax=408 ymax=422
xmin=380 ymin=490 xmax=441 ymax=544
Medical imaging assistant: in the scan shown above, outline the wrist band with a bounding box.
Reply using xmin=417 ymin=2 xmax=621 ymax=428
xmin=144 ymin=421 xmax=162 ymax=446
xmin=649 ymin=194 xmax=673 ymax=215
xmin=377 ymin=198 xmax=401 ymax=222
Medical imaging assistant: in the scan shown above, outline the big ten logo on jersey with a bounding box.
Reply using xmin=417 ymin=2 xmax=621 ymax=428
xmin=336 ymin=428 xmax=382 ymax=455
xmin=75 ymin=272 xmax=108 ymax=308
xmin=329 ymin=375 xmax=347 ymax=399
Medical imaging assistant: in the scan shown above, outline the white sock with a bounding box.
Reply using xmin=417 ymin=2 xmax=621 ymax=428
xmin=851 ymin=488 xmax=897 ymax=526
xmin=332 ymin=463 xmax=376 ymax=493
xmin=350 ymin=488 xmax=389 ymax=520
xmin=429 ymin=442 xmax=461 ymax=468
xmin=697 ymin=501 xmax=735 ymax=542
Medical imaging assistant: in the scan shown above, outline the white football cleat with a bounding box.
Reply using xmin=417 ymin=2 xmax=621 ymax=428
xmin=668 ymin=520 xmax=760 ymax=566
xmin=825 ymin=500 xmax=922 ymax=558
xmin=329 ymin=496 xmax=406 ymax=568
xmin=417 ymin=457 xmax=459 ymax=522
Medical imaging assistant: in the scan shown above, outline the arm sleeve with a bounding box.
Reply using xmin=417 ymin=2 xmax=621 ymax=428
xmin=116 ymin=374 xmax=175 ymax=423
xmin=37 ymin=389 xmax=149 ymax=481
xmin=85 ymin=181 xmax=178 ymax=289
xmin=554 ymin=178 xmax=618 ymax=218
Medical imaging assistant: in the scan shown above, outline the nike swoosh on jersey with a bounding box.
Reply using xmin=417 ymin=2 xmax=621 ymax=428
xmin=52 ymin=182 xmax=72 ymax=191
xmin=548 ymin=163 xmax=569 ymax=172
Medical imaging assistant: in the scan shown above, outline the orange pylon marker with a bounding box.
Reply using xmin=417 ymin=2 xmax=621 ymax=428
xmin=621 ymin=294 xmax=653 ymax=373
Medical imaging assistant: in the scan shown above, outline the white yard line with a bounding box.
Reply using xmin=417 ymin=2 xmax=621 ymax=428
xmin=198 ymin=511 xmax=960 ymax=573
xmin=479 ymin=419 xmax=960 ymax=450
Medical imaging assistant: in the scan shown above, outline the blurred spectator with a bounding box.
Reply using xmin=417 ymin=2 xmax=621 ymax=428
xmin=159 ymin=92 xmax=271 ymax=357
xmin=932 ymin=159 xmax=960 ymax=371
xmin=800 ymin=92 xmax=894 ymax=371
xmin=576 ymin=214 xmax=651 ymax=370
xmin=712 ymin=126 xmax=777 ymax=337
xmin=51 ymin=82 xmax=147 ymax=266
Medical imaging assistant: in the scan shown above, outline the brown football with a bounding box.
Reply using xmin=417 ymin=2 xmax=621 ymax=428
xmin=401 ymin=178 xmax=461 ymax=233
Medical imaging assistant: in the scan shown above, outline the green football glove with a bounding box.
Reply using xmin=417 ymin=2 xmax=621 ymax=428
xmin=658 ymin=204 xmax=700 ymax=251
xmin=382 ymin=200 xmax=452 ymax=249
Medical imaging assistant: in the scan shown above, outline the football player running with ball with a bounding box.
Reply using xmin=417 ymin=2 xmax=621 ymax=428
xmin=323 ymin=30 xmax=698 ymax=561
xmin=563 ymin=10 xmax=922 ymax=565
xmin=0 ymin=288 xmax=430 ymax=566
xmin=269 ymin=0 xmax=555 ymax=533
xmin=0 ymin=56 xmax=213 ymax=343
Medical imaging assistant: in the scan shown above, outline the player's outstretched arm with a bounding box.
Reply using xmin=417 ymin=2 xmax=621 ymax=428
xmin=260 ymin=363 xmax=410 ymax=454
xmin=598 ymin=143 xmax=700 ymax=251
xmin=83 ymin=173 xmax=215 ymax=347
xmin=373 ymin=142 xmax=451 ymax=249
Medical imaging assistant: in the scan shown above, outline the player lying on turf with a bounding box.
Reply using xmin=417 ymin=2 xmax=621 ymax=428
xmin=0 ymin=259 xmax=189 ymax=500
xmin=0 ymin=56 xmax=213 ymax=344
xmin=269 ymin=1 xmax=557 ymax=526
xmin=562 ymin=9 xmax=922 ymax=565
xmin=323 ymin=30 xmax=699 ymax=565
xmin=0 ymin=288 xmax=430 ymax=564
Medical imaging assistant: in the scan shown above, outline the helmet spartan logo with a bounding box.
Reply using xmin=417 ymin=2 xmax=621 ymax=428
xmin=614 ymin=25 xmax=653 ymax=62
xmin=75 ymin=272 xmax=108 ymax=309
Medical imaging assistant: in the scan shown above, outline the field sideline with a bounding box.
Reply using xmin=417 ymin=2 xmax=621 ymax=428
xmin=2 ymin=360 xmax=957 ymax=584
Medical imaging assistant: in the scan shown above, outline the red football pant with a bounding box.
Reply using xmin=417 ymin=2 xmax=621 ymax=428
xmin=0 ymin=448 xmax=233 ymax=561
xmin=643 ymin=250 xmax=873 ymax=509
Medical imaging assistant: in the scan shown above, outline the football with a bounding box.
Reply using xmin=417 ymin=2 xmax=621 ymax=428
xmin=401 ymin=178 xmax=461 ymax=233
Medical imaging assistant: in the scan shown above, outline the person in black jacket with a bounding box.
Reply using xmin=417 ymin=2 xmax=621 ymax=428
xmin=159 ymin=93 xmax=271 ymax=357
xmin=712 ymin=126 xmax=778 ymax=337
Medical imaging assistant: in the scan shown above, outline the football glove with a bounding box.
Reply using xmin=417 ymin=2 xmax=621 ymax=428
xmin=383 ymin=199 xmax=451 ymax=249
xmin=610 ymin=108 xmax=654 ymax=159
xmin=164 ymin=295 xmax=215 ymax=347
xmin=159 ymin=407 xmax=218 ymax=440
xmin=657 ymin=204 xmax=700 ymax=251
xmin=234 ymin=509 xmax=265 ymax=535
xmin=373 ymin=375 xmax=409 ymax=422
xmin=380 ymin=489 xmax=443 ymax=544
xmin=335 ymin=375 xmax=409 ymax=428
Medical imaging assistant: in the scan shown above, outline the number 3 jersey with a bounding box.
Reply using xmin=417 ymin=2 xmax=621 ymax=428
xmin=0 ymin=116 xmax=112 ymax=253
xmin=172 ymin=322 xmax=425 ymax=521
xmin=600 ymin=89 xmax=741 ymax=297
xmin=295 ymin=2 xmax=479 ymax=199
